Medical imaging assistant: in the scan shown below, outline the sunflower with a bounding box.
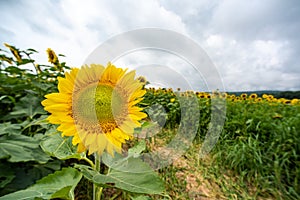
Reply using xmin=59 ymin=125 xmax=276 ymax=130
xmin=291 ymin=99 xmax=299 ymax=105
xmin=249 ymin=93 xmax=258 ymax=99
xmin=4 ymin=43 xmax=22 ymax=63
xmin=205 ymin=94 xmax=211 ymax=99
xmin=46 ymin=48 xmax=59 ymax=65
xmin=255 ymin=97 xmax=262 ymax=102
xmin=240 ymin=93 xmax=247 ymax=99
xmin=42 ymin=63 xmax=147 ymax=156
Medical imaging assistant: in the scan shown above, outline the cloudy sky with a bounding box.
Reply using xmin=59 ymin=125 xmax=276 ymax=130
xmin=1 ymin=0 xmax=299 ymax=91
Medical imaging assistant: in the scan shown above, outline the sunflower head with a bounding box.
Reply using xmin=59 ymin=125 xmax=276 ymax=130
xmin=241 ymin=93 xmax=247 ymax=99
xmin=42 ymin=63 xmax=147 ymax=156
xmin=249 ymin=93 xmax=258 ymax=99
xmin=46 ymin=48 xmax=59 ymax=65
xmin=137 ymin=76 xmax=147 ymax=85
xmin=4 ymin=43 xmax=22 ymax=63
xmin=255 ymin=97 xmax=262 ymax=102
xmin=291 ymin=99 xmax=299 ymax=105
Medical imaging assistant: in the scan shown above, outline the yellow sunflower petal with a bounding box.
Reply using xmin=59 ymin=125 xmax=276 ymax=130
xmin=128 ymin=98 xmax=144 ymax=107
xmin=130 ymin=89 xmax=146 ymax=101
xmin=57 ymin=77 xmax=74 ymax=94
xmin=106 ymin=142 xmax=115 ymax=156
xmin=119 ymin=70 xmax=135 ymax=86
xmin=106 ymin=131 xmax=122 ymax=149
xmin=44 ymin=104 xmax=71 ymax=113
xmin=96 ymin=134 xmax=107 ymax=155
xmin=47 ymin=115 xmax=61 ymax=124
xmin=72 ymin=133 xmax=81 ymax=145
xmin=44 ymin=93 xmax=70 ymax=103
xmin=85 ymin=133 xmax=97 ymax=146
xmin=61 ymin=126 xmax=76 ymax=136
xmin=77 ymin=142 xmax=86 ymax=153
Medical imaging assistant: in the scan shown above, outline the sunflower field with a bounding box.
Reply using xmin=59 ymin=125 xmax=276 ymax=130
xmin=0 ymin=45 xmax=299 ymax=200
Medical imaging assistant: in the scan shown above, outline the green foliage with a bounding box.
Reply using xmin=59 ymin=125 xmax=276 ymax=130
xmin=0 ymin=44 xmax=75 ymax=197
xmin=41 ymin=132 xmax=84 ymax=160
xmin=1 ymin=43 xmax=299 ymax=199
xmin=142 ymin=88 xmax=299 ymax=199
xmin=76 ymin=153 xmax=165 ymax=194
xmin=0 ymin=133 xmax=50 ymax=163
xmin=0 ymin=44 xmax=166 ymax=200
xmin=213 ymin=100 xmax=300 ymax=199
xmin=0 ymin=167 xmax=82 ymax=200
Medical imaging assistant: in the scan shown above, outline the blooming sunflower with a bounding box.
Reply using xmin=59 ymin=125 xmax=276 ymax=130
xmin=42 ymin=63 xmax=147 ymax=156
xmin=240 ymin=93 xmax=247 ymax=99
xmin=46 ymin=48 xmax=59 ymax=65
xmin=249 ymin=93 xmax=258 ymax=99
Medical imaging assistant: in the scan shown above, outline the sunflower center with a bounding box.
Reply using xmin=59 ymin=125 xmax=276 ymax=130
xmin=95 ymin=84 xmax=124 ymax=121
xmin=73 ymin=83 xmax=126 ymax=133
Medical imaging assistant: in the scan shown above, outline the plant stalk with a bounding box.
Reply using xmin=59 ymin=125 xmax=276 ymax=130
xmin=93 ymin=153 xmax=103 ymax=200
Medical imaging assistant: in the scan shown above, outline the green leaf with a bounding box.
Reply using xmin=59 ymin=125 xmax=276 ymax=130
xmin=4 ymin=66 xmax=25 ymax=74
xmin=77 ymin=154 xmax=165 ymax=194
xmin=128 ymin=140 xmax=146 ymax=158
xmin=7 ymin=94 xmax=45 ymax=119
xmin=26 ymin=48 xmax=38 ymax=53
xmin=40 ymin=133 xmax=84 ymax=160
xmin=17 ymin=59 xmax=34 ymax=66
xmin=0 ymin=160 xmax=62 ymax=196
xmin=0 ymin=167 xmax=82 ymax=200
xmin=131 ymin=196 xmax=152 ymax=200
xmin=20 ymin=115 xmax=49 ymax=133
xmin=0 ymin=163 xmax=15 ymax=188
xmin=0 ymin=122 xmax=22 ymax=135
xmin=0 ymin=134 xmax=50 ymax=163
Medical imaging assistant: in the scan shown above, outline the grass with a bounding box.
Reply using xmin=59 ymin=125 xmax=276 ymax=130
xmin=72 ymin=98 xmax=299 ymax=199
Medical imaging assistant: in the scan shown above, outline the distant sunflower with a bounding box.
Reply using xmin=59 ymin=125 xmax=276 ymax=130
xmin=4 ymin=43 xmax=22 ymax=63
xmin=255 ymin=97 xmax=262 ymax=102
xmin=230 ymin=94 xmax=236 ymax=99
xmin=241 ymin=93 xmax=247 ymax=99
xmin=42 ymin=63 xmax=147 ymax=156
xmin=249 ymin=93 xmax=258 ymax=99
xmin=291 ymin=99 xmax=299 ymax=105
xmin=205 ymin=94 xmax=211 ymax=99
xmin=46 ymin=48 xmax=59 ymax=65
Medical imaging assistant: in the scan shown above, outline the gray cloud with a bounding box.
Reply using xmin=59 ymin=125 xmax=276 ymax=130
xmin=1 ymin=0 xmax=299 ymax=91
xmin=160 ymin=0 xmax=300 ymax=91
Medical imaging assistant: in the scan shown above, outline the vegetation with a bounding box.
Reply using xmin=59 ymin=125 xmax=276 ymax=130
xmin=0 ymin=44 xmax=299 ymax=199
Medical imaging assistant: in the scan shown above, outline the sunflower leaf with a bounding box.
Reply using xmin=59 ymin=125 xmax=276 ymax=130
xmin=76 ymin=155 xmax=165 ymax=194
xmin=0 ymin=167 xmax=82 ymax=200
xmin=0 ymin=122 xmax=22 ymax=135
xmin=5 ymin=94 xmax=45 ymax=120
xmin=131 ymin=196 xmax=152 ymax=200
xmin=0 ymin=163 xmax=15 ymax=189
xmin=0 ymin=133 xmax=50 ymax=163
xmin=40 ymin=133 xmax=84 ymax=160
xmin=128 ymin=140 xmax=146 ymax=158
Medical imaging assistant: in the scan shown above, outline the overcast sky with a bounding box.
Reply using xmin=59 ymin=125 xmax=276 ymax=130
xmin=1 ymin=0 xmax=299 ymax=91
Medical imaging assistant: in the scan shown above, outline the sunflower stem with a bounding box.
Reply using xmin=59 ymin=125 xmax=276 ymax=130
xmin=93 ymin=153 xmax=103 ymax=200
xmin=81 ymin=156 xmax=95 ymax=168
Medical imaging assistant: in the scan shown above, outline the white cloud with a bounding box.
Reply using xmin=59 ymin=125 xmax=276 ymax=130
xmin=1 ymin=0 xmax=187 ymax=67
xmin=1 ymin=0 xmax=299 ymax=91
